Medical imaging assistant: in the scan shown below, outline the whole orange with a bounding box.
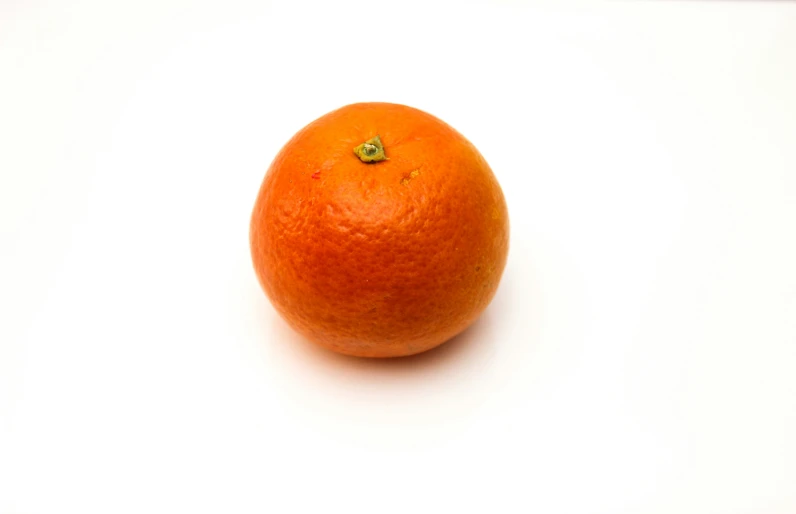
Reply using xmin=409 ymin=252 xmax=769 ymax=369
xmin=250 ymin=102 xmax=509 ymax=357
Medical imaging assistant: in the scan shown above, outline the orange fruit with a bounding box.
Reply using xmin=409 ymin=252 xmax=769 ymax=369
xmin=250 ymin=102 xmax=509 ymax=357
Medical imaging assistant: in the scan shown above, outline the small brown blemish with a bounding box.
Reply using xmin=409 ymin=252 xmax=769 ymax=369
xmin=475 ymin=266 xmax=481 ymax=271
xmin=400 ymin=168 xmax=421 ymax=186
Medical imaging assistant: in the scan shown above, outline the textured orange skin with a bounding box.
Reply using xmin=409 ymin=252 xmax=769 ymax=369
xmin=250 ymin=103 xmax=509 ymax=357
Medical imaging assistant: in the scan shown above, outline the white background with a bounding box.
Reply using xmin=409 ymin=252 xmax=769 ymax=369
xmin=2 ymin=1 xmax=795 ymax=512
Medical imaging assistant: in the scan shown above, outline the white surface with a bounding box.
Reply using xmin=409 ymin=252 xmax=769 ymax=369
xmin=2 ymin=1 xmax=796 ymax=512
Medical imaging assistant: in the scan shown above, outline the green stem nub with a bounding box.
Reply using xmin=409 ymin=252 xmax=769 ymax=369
xmin=353 ymin=135 xmax=388 ymax=163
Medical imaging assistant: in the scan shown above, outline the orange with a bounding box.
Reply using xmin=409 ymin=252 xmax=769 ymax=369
xmin=250 ymin=102 xmax=509 ymax=357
